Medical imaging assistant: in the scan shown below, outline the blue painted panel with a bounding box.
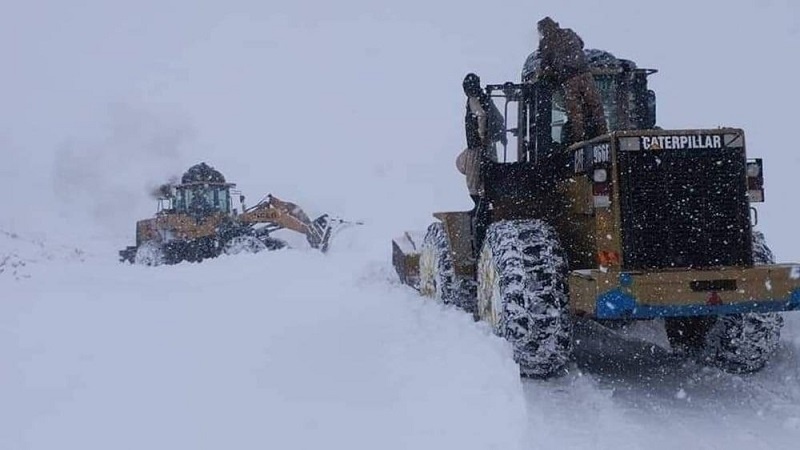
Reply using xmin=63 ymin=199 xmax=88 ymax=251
xmin=594 ymin=288 xmax=800 ymax=319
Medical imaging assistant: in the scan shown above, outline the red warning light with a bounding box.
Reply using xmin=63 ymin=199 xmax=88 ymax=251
xmin=707 ymin=291 xmax=722 ymax=306
xmin=598 ymin=251 xmax=620 ymax=267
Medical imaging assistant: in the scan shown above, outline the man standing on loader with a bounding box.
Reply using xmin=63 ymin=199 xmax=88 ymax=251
xmin=456 ymin=73 xmax=505 ymax=255
xmin=537 ymin=16 xmax=607 ymax=142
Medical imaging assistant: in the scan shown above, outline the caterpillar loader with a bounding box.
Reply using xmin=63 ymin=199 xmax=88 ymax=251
xmin=120 ymin=162 xmax=350 ymax=265
xmin=393 ymin=49 xmax=800 ymax=377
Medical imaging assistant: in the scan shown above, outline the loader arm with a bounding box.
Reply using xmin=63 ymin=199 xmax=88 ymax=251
xmin=240 ymin=195 xmax=330 ymax=250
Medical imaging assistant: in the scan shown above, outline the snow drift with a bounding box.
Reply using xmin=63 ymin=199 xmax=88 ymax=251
xmin=0 ymin=237 xmax=529 ymax=450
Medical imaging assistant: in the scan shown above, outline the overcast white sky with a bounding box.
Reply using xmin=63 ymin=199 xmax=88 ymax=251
xmin=2 ymin=0 xmax=799 ymax=258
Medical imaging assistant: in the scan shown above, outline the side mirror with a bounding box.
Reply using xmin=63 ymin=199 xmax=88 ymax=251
xmin=747 ymin=159 xmax=765 ymax=203
xmin=645 ymin=90 xmax=657 ymax=129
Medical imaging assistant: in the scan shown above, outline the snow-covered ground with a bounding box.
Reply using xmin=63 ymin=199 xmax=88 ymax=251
xmin=3 ymin=1 xmax=800 ymax=448
xmin=2 ymin=230 xmax=800 ymax=449
xmin=1 ymin=233 xmax=530 ymax=450
xmin=528 ymin=319 xmax=800 ymax=449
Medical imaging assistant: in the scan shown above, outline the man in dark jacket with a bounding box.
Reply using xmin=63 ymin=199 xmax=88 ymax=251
xmin=463 ymin=73 xmax=507 ymax=152
xmin=460 ymin=73 xmax=504 ymax=256
xmin=537 ymin=17 xmax=607 ymax=142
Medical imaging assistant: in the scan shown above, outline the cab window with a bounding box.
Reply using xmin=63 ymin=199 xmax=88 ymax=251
xmin=550 ymin=76 xmax=618 ymax=144
xmin=175 ymin=186 xmax=230 ymax=213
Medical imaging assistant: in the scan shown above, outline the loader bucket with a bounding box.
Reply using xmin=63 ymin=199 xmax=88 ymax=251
xmin=393 ymin=231 xmax=426 ymax=289
xmin=312 ymin=215 xmax=363 ymax=253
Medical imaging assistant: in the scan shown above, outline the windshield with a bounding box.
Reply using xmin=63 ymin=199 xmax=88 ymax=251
xmin=550 ymin=75 xmax=624 ymax=144
xmin=594 ymin=76 xmax=622 ymax=131
xmin=175 ymin=185 xmax=230 ymax=214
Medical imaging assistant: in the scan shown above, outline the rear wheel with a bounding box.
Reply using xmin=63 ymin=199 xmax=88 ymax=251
xmin=666 ymin=230 xmax=784 ymax=373
xmin=701 ymin=312 xmax=783 ymax=373
xmin=702 ymin=230 xmax=783 ymax=373
xmin=419 ymin=222 xmax=459 ymax=306
xmin=477 ymin=219 xmax=572 ymax=378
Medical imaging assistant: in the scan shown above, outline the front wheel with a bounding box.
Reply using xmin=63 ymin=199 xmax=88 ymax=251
xmin=701 ymin=313 xmax=784 ymax=373
xmin=477 ymin=219 xmax=572 ymax=378
xmin=224 ymin=235 xmax=268 ymax=255
xmin=418 ymin=222 xmax=459 ymax=306
xmin=666 ymin=229 xmax=784 ymax=373
xmin=134 ymin=241 xmax=165 ymax=266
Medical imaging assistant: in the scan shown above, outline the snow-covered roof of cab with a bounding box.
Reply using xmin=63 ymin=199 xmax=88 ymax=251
xmin=521 ymin=49 xmax=638 ymax=81
xmin=180 ymin=162 xmax=228 ymax=185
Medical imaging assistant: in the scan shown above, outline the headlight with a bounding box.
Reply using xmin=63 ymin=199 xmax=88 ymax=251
xmin=593 ymin=168 xmax=608 ymax=183
xmin=747 ymin=162 xmax=761 ymax=177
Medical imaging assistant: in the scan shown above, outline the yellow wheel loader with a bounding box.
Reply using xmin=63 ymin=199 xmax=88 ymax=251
xmin=120 ymin=162 xmax=353 ymax=265
xmin=393 ymin=49 xmax=800 ymax=377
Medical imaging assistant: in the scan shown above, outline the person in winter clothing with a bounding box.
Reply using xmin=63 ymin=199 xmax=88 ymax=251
xmin=537 ymin=17 xmax=607 ymax=142
xmin=460 ymin=73 xmax=503 ymax=205
xmin=463 ymin=73 xmax=507 ymax=152
xmin=459 ymin=73 xmax=503 ymax=256
xmin=456 ymin=147 xmax=481 ymax=201
xmin=457 ymin=145 xmax=493 ymax=257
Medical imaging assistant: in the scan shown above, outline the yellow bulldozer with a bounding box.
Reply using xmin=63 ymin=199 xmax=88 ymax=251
xmin=120 ymin=162 xmax=352 ymax=265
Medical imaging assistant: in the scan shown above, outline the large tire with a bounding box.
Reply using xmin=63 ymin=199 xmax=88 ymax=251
xmin=134 ymin=241 xmax=165 ymax=266
xmin=700 ymin=230 xmax=783 ymax=373
xmin=752 ymin=230 xmax=775 ymax=264
xmin=666 ymin=230 xmax=784 ymax=373
xmin=477 ymin=219 xmax=572 ymax=378
xmin=701 ymin=312 xmax=783 ymax=373
xmin=224 ymin=235 xmax=268 ymax=256
xmin=119 ymin=246 xmax=138 ymax=263
xmin=181 ymin=237 xmax=218 ymax=263
xmin=418 ymin=222 xmax=459 ymax=306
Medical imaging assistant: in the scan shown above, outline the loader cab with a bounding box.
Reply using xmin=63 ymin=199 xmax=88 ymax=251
xmin=174 ymin=183 xmax=233 ymax=215
xmin=475 ymin=50 xmax=657 ymax=263
xmin=172 ymin=162 xmax=235 ymax=216
xmin=514 ymin=49 xmax=657 ymax=158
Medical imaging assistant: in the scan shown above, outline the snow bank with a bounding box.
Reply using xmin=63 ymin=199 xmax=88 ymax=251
xmin=0 ymin=229 xmax=86 ymax=280
xmin=0 ymin=248 xmax=528 ymax=450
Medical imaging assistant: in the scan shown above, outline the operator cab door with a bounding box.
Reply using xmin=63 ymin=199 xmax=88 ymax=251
xmin=481 ymin=82 xmax=568 ymax=223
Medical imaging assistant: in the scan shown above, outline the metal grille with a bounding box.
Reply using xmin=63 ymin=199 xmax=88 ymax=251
xmin=617 ymin=146 xmax=752 ymax=270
